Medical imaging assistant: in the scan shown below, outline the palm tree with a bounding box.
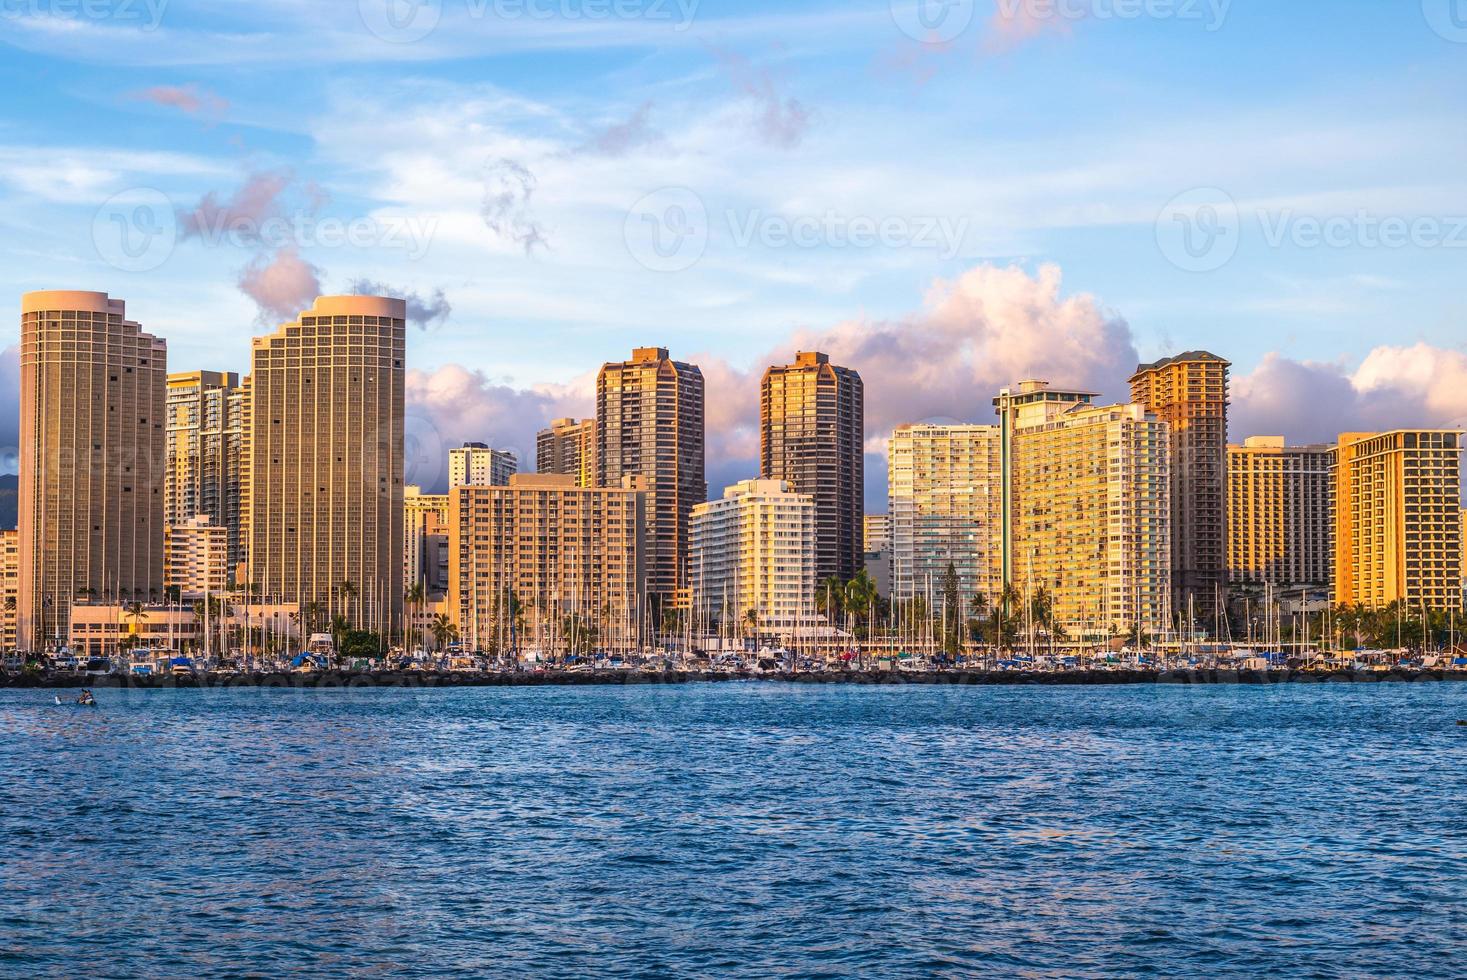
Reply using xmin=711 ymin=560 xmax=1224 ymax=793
xmin=429 ymin=613 xmax=458 ymax=652
xmin=330 ymin=614 xmax=351 ymax=662
xmin=817 ymin=576 xmax=845 ymax=622
xmin=844 ymin=569 xmax=877 ymax=639
xmin=405 ymin=582 xmax=426 ymax=649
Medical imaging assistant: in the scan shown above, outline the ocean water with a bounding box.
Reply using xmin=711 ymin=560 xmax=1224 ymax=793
xmin=1 ymin=681 xmax=1464 ymax=978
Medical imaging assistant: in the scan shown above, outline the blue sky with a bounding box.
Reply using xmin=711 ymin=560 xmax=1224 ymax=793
xmin=2 ymin=0 xmax=1466 ymax=494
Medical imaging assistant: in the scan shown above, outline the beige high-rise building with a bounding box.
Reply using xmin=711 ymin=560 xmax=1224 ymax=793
xmin=404 ymin=485 xmax=451 ymax=597
xmin=165 ymin=370 xmax=246 ymax=568
xmin=1129 ymin=352 xmax=1229 ymax=610
xmin=690 ymin=478 xmax=817 ymax=633
xmin=863 ymin=514 xmax=891 ymax=554
xmin=1332 ymin=430 xmax=1462 ymax=611
xmin=448 ymin=474 xmax=645 ymax=650
xmin=596 ymin=347 xmax=704 ymax=605
xmin=1 ymin=529 xmax=17 ymax=653
xmin=449 ymin=442 xmax=518 ymax=488
xmin=993 ymin=380 xmax=1097 ymax=589
xmin=761 ymin=352 xmax=864 ymax=584
xmin=537 ymin=417 xmax=596 ymax=487
xmin=245 ymin=295 xmax=405 ymax=634
xmin=1007 ymin=395 xmax=1171 ymax=639
xmin=888 ymin=423 xmax=1003 ymax=605
xmin=18 ymin=290 xmax=167 ymax=650
xmin=165 ymin=515 xmax=229 ymax=596
xmin=1226 ymin=436 xmax=1333 ymax=588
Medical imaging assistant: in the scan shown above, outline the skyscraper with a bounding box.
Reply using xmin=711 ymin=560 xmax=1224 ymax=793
xmin=18 ymin=290 xmax=167 ymax=650
xmin=404 ymin=485 xmax=451 ymax=596
xmin=888 ymin=423 xmax=1003 ymax=605
xmin=1129 ymin=352 xmax=1230 ymax=611
xmin=536 ymin=417 xmax=596 ymax=487
xmin=449 ymin=442 xmax=518 ymax=488
xmin=1006 ymin=398 xmax=1172 ymax=639
xmin=993 ymin=380 xmax=1096 ymax=590
xmin=1226 ymin=436 xmax=1333 ymax=588
xmin=596 ymin=347 xmax=705 ymax=605
xmin=690 ymin=478 xmax=817 ymax=634
xmin=244 ymin=295 xmax=405 ymax=634
xmin=1332 ymin=430 xmax=1462 ymax=611
xmin=165 ymin=370 xmax=246 ymax=567
xmin=760 ymin=351 xmax=864 ymax=584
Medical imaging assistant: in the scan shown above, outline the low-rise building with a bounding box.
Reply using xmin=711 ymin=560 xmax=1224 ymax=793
xmin=165 ymin=516 xmax=229 ymax=596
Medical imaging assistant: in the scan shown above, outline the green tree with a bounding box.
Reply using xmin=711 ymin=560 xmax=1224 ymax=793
xmin=940 ymin=562 xmax=962 ymax=657
xmin=429 ymin=613 xmax=459 ymax=652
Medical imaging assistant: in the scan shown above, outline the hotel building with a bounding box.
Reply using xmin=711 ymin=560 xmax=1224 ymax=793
xmin=1 ymin=529 xmax=17 ymax=653
xmin=165 ymin=370 xmax=246 ymax=567
xmin=689 ymin=479 xmax=817 ymax=634
xmin=164 ymin=515 xmax=229 ymax=596
xmin=1005 ymin=392 xmax=1172 ymax=638
xmin=448 ymin=474 xmax=645 ymax=650
xmin=1129 ymin=352 xmax=1230 ymax=609
xmin=887 ymin=423 xmax=1003 ymax=605
xmin=1331 ymin=430 xmax=1462 ymax=611
xmin=404 ymin=485 xmax=451 ymax=596
xmin=18 ymin=290 xmax=167 ymax=650
xmin=536 ymin=417 xmax=596 ymax=487
xmin=1226 ymin=436 xmax=1334 ymax=588
xmin=761 ymin=352 xmax=864 ymax=584
xmin=863 ymin=514 xmax=890 ymax=554
xmin=244 ymin=295 xmax=405 ymax=634
xmin=449 ymin=442 xmax=518 ymax=488
xmin=596 ymin=347 xmax=705 ymax=605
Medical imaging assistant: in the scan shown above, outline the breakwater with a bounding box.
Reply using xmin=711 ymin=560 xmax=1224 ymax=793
xmin=6 ymin=667 xmax=1465 ymax=689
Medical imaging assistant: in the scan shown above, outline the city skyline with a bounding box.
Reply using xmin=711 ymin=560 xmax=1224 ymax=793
xmin=2 ymin=2 xmax=1467 ymax=508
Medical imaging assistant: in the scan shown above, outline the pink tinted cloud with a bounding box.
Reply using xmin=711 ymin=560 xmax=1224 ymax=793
xmin=237 ymin=246 xmax=322 ymax=324
xmin=134 ymin=84 xmax=229 ymax=117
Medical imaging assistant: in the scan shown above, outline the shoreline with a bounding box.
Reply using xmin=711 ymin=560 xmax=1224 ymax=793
xmin=5 ymin=667 xmax=1466 ymax=689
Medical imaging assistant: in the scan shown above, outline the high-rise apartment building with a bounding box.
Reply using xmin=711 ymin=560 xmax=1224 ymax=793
xmin=1226 ymin=436 xmax=1333 ymax=588
xmin=1 ymin=529 xmax=17 ymax=653
xmin=1129 ymin=352 xmax=1230 ymax=610
xmin=863 ymin=514 xmax=891 ymax=554
xmin=404 ymin=485 xmax=451 ymax=597
xmin=1331 ymin=430 xmax=1462 ymax=611
xmin=1007 ymin=396 xmax=1171 ymax=639
xmin=164 ymin=515 xmax=229 ymax=595
xmin=165 ymin=370 xmax=246 ymax=568
xmin=449 ymin=442 xmax=518 ymax=488
xmin=888 ymin=423 xmax=1003 ymax=605
xmin=536 ymin=417 xmax=596 ymax=487
xmin=993 ymin=380 xmax=1096 ymax=589
xmin=18 ymin=290 xmax=167 ymax=650
xmin=596 ymin=347 xmax=705 ymax=604
xmin=689 ymin=479 xmax=817 ymax=633
xmin=448 ymin=474 xmax=645 ymax=650
xmin=244 ymin=295 xmax=405 ymax=634
xmin=760 ymin=352 xmax=864 ymax=584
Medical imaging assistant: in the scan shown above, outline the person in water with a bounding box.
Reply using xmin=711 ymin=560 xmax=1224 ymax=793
xmin=77 ymin=689 xmax=95 ymax=705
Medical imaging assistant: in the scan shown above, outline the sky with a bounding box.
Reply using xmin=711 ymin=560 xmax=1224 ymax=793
xmin=1 ymin=0 xmax=1466 ymax=502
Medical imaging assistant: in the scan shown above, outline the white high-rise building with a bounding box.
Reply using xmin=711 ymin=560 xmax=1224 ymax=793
xmin=449 ymin=442 xmax=518 ymax=488
xmin=689 ymin=479 xmax=817 ymax=634
xmin=888 ymin=423 xmax=1003 ymax=605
